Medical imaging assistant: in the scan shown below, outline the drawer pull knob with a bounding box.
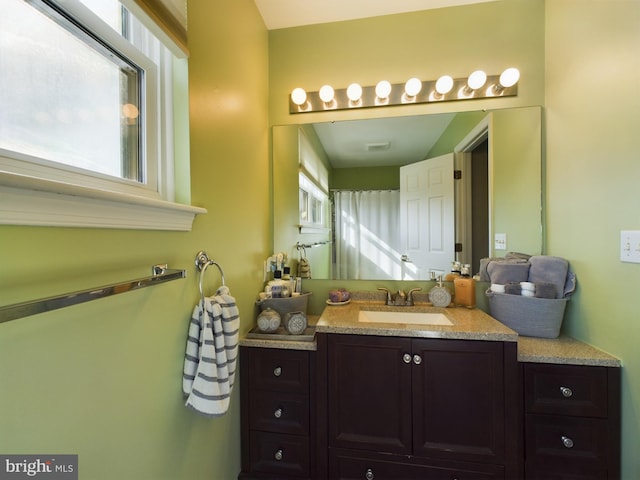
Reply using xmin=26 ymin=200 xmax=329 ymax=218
xmin=561 ymin=435 xmax=574 ymax=448
xmin=274 ymin=408 xmax=283 ymax=419
xmin=274 ymin=449 xmax=283 ymax=461
xmin=403 ymin=353 xmax=412 ymax=364
xmin=560 ymin=386 xmax=573 ymax=398
xmin=273 ymin=366 xmax=282 ymax=377
xmin=413 ymin=354 xmax=422 ymax=365
xmin=365 ymin=468 xmax=374 ymax=480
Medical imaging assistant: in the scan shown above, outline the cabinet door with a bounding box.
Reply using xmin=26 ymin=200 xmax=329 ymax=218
xmin=412 ymin=339 xmax=505 ymax=464
xmin=328 ymin=335 xmax=413 ymax=454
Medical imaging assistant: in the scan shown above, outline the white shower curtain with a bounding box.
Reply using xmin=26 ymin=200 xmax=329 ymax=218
xmin=334 ymin=190 xmax=401 ymax=280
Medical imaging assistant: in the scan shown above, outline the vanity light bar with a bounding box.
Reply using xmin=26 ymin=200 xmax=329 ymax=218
xmin=289 ymin=69 xmax=519 ymax=114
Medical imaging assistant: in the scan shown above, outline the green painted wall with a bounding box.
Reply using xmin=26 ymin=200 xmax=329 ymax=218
xmin=0 ymin=0 xmax=269 ymax=478
xmin=2 ymin=0 xmax=638 ymax=478
xmin=272 ymin=125 xmax=332 ymax=278
xmin=269 ymin=0 xmax=545 ymax=126
xmin=332 ymin=166 xmax=400 ymax=190
xmin=545 ymin=1 xmax=640 ymax=477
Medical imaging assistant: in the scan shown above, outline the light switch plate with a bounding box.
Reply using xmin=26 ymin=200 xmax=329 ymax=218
xmin=620 ymin=230 xmax=640 ymax=263
xmin=495 ymin=233 xmax=507 ymax=251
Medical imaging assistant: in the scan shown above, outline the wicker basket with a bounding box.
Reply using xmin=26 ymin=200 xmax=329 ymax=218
xmin=486 ymin=290 xmax=568 ymax=338
xmin=257 ymin=292 xmax=311 ymax=318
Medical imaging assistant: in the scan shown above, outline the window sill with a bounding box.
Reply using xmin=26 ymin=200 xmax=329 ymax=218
xmin=0 ymin=172 xmax=207 ymax=231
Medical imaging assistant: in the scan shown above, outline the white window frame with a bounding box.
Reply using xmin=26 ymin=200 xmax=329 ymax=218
xmin=0 ymin=0 xmax=205 ymax=230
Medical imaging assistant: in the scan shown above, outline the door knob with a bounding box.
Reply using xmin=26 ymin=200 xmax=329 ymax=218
xmin=403 ymin=353 xmax=412 ymax=364
xmin=413 ymin=354 xmax=422 ymax=365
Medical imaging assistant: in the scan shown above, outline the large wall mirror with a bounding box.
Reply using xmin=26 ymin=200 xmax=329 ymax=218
xmin=273 ymin=106 xmax=542 ymax=281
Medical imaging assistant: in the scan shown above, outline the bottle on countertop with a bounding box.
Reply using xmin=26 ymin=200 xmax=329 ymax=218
xmin=283 ymin=266 xmax=296 ymax=295
xmin=444 ymin=261 xmax=462 ymax=281
xmin=453 ymin=264 xmax=476 ymax=308
xmin=268 ymin=270 xmax=287 ymax=298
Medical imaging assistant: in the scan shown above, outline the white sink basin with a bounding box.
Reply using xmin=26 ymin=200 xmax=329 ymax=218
xmin=358 ymin=310 xmax=453 ymax=326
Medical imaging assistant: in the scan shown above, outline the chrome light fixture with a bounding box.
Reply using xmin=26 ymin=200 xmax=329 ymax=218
xmin=289 ymin=67 xmax=520 ymax=114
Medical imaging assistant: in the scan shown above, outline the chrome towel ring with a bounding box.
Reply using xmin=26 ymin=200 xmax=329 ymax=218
xmin=195 ymin=251 xmax=226 ymax=303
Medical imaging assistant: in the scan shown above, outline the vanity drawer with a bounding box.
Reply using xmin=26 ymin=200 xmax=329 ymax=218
xmin=249 ymin=390 xmax=309 ymax=435
xmin=330 ymin=449 xmax=504 ymax=480
xmin=524 ymin=364 xmax=607 ymax=417
xmin=525 ymin=414 xmax=608 ymax=468
xmin=248 ymin=348 xmax=309 ymax=394
xmin=250 ymin=431 xmax=310 ymax=477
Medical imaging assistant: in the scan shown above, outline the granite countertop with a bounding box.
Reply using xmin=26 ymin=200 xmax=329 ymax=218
xmin=518 ymin=335 xmax=621 ymax=367
xmin=316 ymin=300 xmax=518 ymax=342
xmin=240 ymin=294 xmax=621 ymax=367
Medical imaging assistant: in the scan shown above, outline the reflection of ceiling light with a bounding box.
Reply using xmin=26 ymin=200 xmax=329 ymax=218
xmin=291 ymin=87 xmax=307 ymax=105
xmin=404 ymin=77 xmax=422 ymax=97
xmin=122 ymin=103 xmax=139 ymax=119
xmin=319 ymin=85 xmax=335 ymax=103
xmin=435 ymin=75 xmax=454 ymax=95
xmin=375 ymin=80 xmax=392 ymax=99
xmin=346 ymin=83 xmax=363 ymax=102
xmin=366 ymin=142 xmax=391 ymax=152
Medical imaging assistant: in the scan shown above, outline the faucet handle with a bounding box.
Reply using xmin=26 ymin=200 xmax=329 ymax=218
xmin=407 ymin=287 xmax=422 ymax=306
xmin=377 ymin=287 xmax=393 ymax=305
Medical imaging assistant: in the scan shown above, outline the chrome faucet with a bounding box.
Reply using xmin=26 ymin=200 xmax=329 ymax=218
xmin=377 ymin=287 xmax=422 ymax=306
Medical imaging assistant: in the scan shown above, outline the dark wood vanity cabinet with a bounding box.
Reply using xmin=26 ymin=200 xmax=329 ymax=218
xmin=239 ymin=346 xmax=316 ymax=480
xmin=322 ymin=334 xmax=519 ymax=479
xmin=522 ymin=363 xmax=620 ymax=480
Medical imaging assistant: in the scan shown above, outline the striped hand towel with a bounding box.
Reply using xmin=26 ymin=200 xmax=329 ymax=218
xmin=182 ymin=286 xmax=240 ymax=417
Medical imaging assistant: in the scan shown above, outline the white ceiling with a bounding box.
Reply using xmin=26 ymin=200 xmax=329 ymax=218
xmin=254 ymin=0 xmax=495 ymax=30
xmin=313 ymin=114 xmax=456 ymax=169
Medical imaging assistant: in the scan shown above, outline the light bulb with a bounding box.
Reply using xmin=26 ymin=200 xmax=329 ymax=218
xmin=404 ymin=77 xmax=422 ymax=97
xmin=319 ymin=85 xmax=335 ymax=103
xmin=375 ymin=80 xmax=392 ymax=99
xmin=435 ymin=75 xmax=454 ymax=95
xmin=291 ymin=88 xmax=307 ymax=106
xmin=346 ymin=83 xmax=363 ymax=102
xmin=499 ymin=67 xmax=520 ymax=88
xmin=467 ymin=70 xmax=487 ymax=90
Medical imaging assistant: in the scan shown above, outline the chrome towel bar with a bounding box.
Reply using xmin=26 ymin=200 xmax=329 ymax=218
xmin=0 ymin=265 xmax=186 ymax=324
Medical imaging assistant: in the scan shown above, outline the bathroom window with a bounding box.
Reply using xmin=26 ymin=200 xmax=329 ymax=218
xmin=0 ymin=0 xmax=201 ymax=230
xmin=298 ymin=129 xmax=329 ymax=231
xmin=299 ymin=172 xmax=328 ymax=228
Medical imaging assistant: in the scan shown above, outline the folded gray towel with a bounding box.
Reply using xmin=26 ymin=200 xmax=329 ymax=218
xmin=529 ymin=256 xmax=569 ymax=299
xmin=478 ymin=253 xmax=531 ymax=282
xmin=505 ymin=282 xmax=522 ymax=295
xmin=535 ymin=282 xmax=557 ymax=299
xmin=487 ymin=261 xmax=530 ymax=285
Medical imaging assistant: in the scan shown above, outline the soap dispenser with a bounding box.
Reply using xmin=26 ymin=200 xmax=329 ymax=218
xmin=429 ymin=275 xmax=452 ymax=308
